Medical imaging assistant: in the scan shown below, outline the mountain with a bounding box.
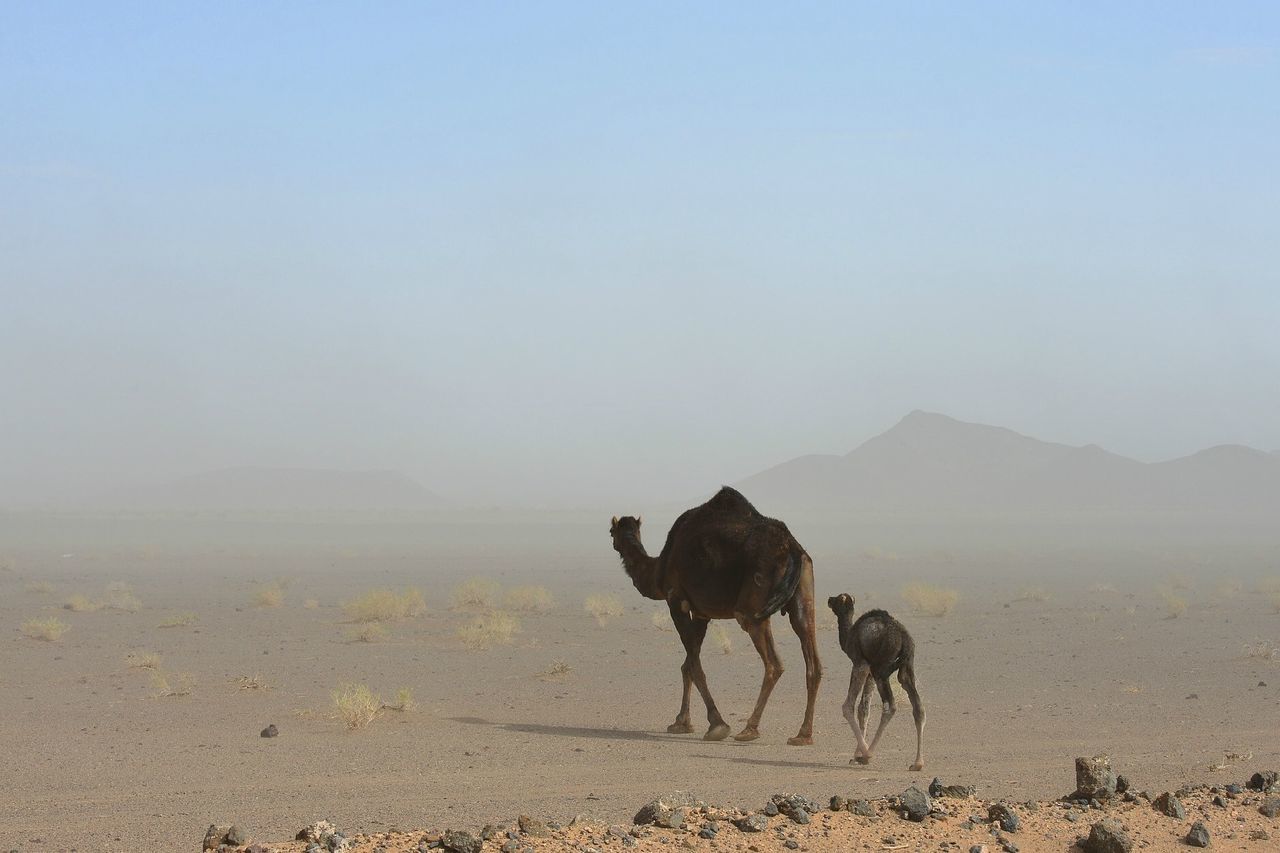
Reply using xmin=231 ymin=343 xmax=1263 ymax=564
xmin=114 ymin=467 xmax=447 ymax=511
xmin=736 ymin=411 xmax=1280 ymax=513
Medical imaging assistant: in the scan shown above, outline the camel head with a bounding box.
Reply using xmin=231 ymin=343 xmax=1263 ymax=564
xmin=827 ymin=592 xmax=856 ymax=618
xmin=609 ymin=515 xmax=642 ymax=552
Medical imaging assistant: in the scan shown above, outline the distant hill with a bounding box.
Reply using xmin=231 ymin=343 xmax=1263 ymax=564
xmin=736 ymin=411 xmax=1280 ymax=513
xmin=115 ymin=467 xmax=447 ymax=511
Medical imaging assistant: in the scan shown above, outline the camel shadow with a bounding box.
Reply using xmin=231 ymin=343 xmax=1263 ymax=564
xmin=448 ymin=717 xmax=674 ymax=743
xmin=690 ymin=752 xmax=834 ymax=771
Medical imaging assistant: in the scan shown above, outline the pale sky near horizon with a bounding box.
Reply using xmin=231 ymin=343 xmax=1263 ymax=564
xmin=2 ymin=3 xmax=1278 ymax=507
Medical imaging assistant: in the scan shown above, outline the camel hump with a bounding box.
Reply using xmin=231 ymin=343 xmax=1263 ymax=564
xmin=707 ymin=486 xmax=759 ymax=515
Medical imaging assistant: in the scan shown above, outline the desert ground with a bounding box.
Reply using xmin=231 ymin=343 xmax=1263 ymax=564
xmin=2 ymin=510 xmax=1278 ymax=851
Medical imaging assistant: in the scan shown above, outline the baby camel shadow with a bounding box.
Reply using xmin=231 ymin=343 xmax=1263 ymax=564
xmin=690 ymin=752 xmax=833 ymax=771
xmin=448 ymin=717 xmax=674 ymax=743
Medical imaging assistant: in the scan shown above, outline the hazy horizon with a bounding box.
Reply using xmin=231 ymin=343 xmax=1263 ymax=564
xmin=4 ymin=4 xmax=1278 ymax=508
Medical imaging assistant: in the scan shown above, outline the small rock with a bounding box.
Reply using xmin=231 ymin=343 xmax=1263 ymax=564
xmin=1082 ymin=819 xmax=1132 ymax=853
xmin=225 ymin=826 xmax=247 ymax=846
xmin=770 ymin=794 xmax=812 ymax=825
xmin=442 ymin=830 xmax=482 ymax=853
xmin=699 ymin=822 xmax=718 ymax=840
xmin=1225 ymin=784 xmax=1243 ymax=796
xmin=1114 ymin=775 xmax=1130 ymax=794
xmin=734 ymin=815 xmax=769 ymax=833
xmin=655 ymin=808 xmax=685 ymax=830
xmin=1249 ymin=771 xmax=1279 ymax=792
xmin=297 ymin=821 xmax=339 ymax=844
xmin=1260 ymin=799 xmax=1280 ymax=818
xmin=761 ymin=802 xmax=779 ymax=817
xmin=1186 ymin=821 xmax=1210 ymax=848
xmin=999 ymin=840 xmax=1018 ymax=853
xmin=783 ymin=841 xmax=799 ymax=850
xmin=260 ymin=724 xmax=278 ymax=738
xmin=634 ymin=793 xmax=700 ymax=828
xmin=988 ymin=804 xmax=1019 ymax=833
xmin=1260 ymin=681 xmax=1268 ymax=687
xmin=829 ymin=795 xmax=848 ymax=812
xmin=1186 ymin=693 xmax=1199 ymax=699
xmin=1074 ymin=755 xmax=1118 ymax=800
xmin=1212 ymin=795 xmax=1227 ymax=808
xmin=204 ymin=825 xmax=231 ymax=851
xmin=849 ymin=799 xmax=875 ymax=817
xmin=501 ymin=841 xmax=520 ymax=853
xmin=1249 ymin=829 xmax=1270 ymax=840
xmin=969 ymin=846 xmax=988 ymax=853
xmin=517 ymin=815 xmax=549 ymax=837
xmin=245 ymin=845 xmax=268 ymax=853
xmin=1152 ymin=792 xmax=1186 ymax=819
xmin=900 ymin=786 xmax=931 ymax=822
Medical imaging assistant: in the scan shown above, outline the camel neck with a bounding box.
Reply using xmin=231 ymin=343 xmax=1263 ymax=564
xmin=616 ymin=533 xmax=664 ymax=600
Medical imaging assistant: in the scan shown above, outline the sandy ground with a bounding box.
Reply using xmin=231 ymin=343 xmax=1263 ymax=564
xmin=1 ymin=511 xmax=1278 ymax=851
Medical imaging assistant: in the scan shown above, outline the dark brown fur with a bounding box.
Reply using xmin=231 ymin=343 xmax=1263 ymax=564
xmin=611 ymin=487 xmax=822 ymax=744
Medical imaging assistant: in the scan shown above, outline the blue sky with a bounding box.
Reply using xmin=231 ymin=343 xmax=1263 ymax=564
xmin=2 ymin=3 xmax=1278 ymax=506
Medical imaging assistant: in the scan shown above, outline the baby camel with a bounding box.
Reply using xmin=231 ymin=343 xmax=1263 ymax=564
xmin=827 ymin=593 xmax=925 ymax=770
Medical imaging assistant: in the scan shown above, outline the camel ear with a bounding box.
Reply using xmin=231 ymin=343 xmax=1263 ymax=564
xmin=637 ymin=515 xmax=642 ymax=526
xmin=611 ymin=516 xmax=618 ymax=528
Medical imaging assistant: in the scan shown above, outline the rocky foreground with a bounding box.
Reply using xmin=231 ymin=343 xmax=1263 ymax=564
xmin=204 ymin=762 xmax=1280 ymax=853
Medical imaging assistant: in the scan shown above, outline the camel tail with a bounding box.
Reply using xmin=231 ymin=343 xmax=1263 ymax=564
xmin=754 ymin=548 xmax=807 ymax=620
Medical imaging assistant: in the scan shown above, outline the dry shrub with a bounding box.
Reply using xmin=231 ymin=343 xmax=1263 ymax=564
xmin=150 ymin=670 xmax=194 ymax=697
xmin=457 ymin=611 xmax=520 ymax=650
xmin=711 ymin=623 xmax=733 ymax=655
xmin=1089 ymin=583 xmax=1117 ymax=594
xmin=343 ymin=587 xmax=426 ymax=622
xmin=504 ymin=585 xmax=555 ymax=613
xmin=303 ymin=598 xmax=320 ymax=610
xmin=63 ymin=594 xmax=101 ymax=613
xmin=252 ymin=581 xmax=286 ymax=608
xmin=24 ymin=581 xmax=56 ymax=595
xmin=22 ymin=617 xmax=69 ymax=641
xmin=1158 ymin=587 xmax=1188 ymax=618
xmin=346 ymin=623 xmax=387 ymax=643
xmin=157 ymin=612 xmax=197 ymax=628
xmin=126 ymin=651 xmax=162 ymax=669
xmin=332 ymin=683 xmax=382 ymax=729
xmin=451 ymin=578 xmax=501 ymax=611
xmin=584 ymin=593 xmax=623 ymax=625
xmin=540 ymin=659 xmax=572 ymax=680
xmin=1242 ymin=640 xmax=1279 ymax=662
xmin=1013 ymin=586 xmax=1050 ymax=603
xmin=384 ymin=687 xmax=415 ymax=712
xmin=902 ymin=582 xmax=959 ymax=617
xmin=234 ymin=673 xmax=270 ymax=690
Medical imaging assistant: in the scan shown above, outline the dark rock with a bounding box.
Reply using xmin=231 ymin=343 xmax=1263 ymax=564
xmin=784 ymin=841 xmax=799 ymax=850
xmin=900 ymin=786 xmax=931 ymax=822
xmin=634 ymin=793 xmax=700 ymax=827
xmin=326 ymin=834 xmax=349 ymax=853
xmin=1122 ymin=792 xmax=1138 ymax=804
xmin=829 ymin=795 xmax=848 ymax=812
xmin=480 ymin=824 xmax=502 ymax=840
xmin=761 ymin=802 xmax=779 ymax=817
xmin=929 ymin=778 xmax=945 ymax=797
xmin=1074 ymin=755 xmax=1118 ymax=800
xmin=970 ymin=846 xmax=988 ymax=853
xmin=999 ymin=840 xmax=1018 ymax=853
xmin=1249 ymin=829 xmax=1270 ymax=840
xmin=1082 ymin=819 xmax=1132 ymax=853
xmin=988 ymin=804 xmax=1019 ymax=833
xmin=501 ymin=841 xmax=520 ymax=853
xmin=1225 ymin=784 xmax=1243 ymax=796
xmin=204 ymin=825 xmax=231 ymax=851
xmin=699 ymin=822 xmax=718 ymax=839
xmin=1249 ymin=771 xmax=1279 ymax=792
xmin=245 ymin=845 xmax=268 ymax=853
xmin=1186 ymin=821 xmax=1210 ymax=848
xmin=1212 ymin=795 xmax=1227 ymax=807
xmin=849 ymin=799 xmax=875 ymax=817
xmin=1260 ymin=799 xmax=1280 ymax=818
xmin=770 ymin=794 xmax=812 ymax=825
xmin=260 ymin=724 xmax=278 ymax=738
xmin=1114 ymin=775 xmax=1130 ymax=794
xmin=734 ymin=814 xmax=769 ymax=833
xmin=1065 ymin=811 xmax=1079 ymax=822
xmin=225 ymin=826 xmax=247 ymax=846
xmin=442 ymin=830 xmax=481 ymax=853
xmin=1152 ymin=792 xmax=1185 ymax=819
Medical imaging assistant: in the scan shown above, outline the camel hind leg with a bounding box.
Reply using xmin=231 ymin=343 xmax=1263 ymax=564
xmin=785 ymin=553 xmax=822 ymax=745
xmin=856 ymin=676 xmax=873 ymax=742
xmin=863 ymin=676 xmax=896 ymax=758
xmin=899 ymin=663 xmax=926 ymax=770
xmin=841 ymin=663 xmax=874 ymax=763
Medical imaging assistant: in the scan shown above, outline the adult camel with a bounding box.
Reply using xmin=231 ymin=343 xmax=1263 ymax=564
xmin=609 ymin=487 xmax=821 ymax=744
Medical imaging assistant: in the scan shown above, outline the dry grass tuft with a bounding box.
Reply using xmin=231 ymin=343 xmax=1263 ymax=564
xmin=1158 ymin=587 xmax=1188 ymax=618
xmin=150 ymin=670 xmax=194 ymax=697
xmin=103 ymin=581 xmax=141 ymax=611
xmin=252 ymin=580 xmax=286 ymax=608
xmin=711 ymin=622 xmax=733 ymax=655
xmin=1242 ymin=640 xmax=1279 ymax=662
xmin=540 ymin=659 xmax=572 ymax=680
xmin=63 ymin=594 xmax=101 ymax=612
xmin=157 ymin=612 xmax=197 ymax=628
xmin=24 ymin=581 xmax=56 ymax=595
xmin=1089 ymin=583 xmax=1117 ymax=594
xmin=331 ymin=683 xmax=382 ymax=729
xmin=303 ymin=598 xmax=320 ymax=610
xmin=451 ymin=578 xmax=501 ymax=611
xmin=346 ymin=623 xmax=387 ymax=643
xmin=457 ymin=611 xmax=520 ymax=650
xmin=504 ymin=585 xmax=555 ymax=613
xmin=584 ymin=593 xmax=623 ymax=626
xmin=22 ymin=617 xmax=70 ymax=641
xmin=901 ymin=582 xmax=959 ymax=617
xmin=383 ymin=687 xmax=415 ymax=712
xmin=343 ymin=587 xmax=426 ymax=622
xmin=125 ymin=651 xmax=162 ymax=669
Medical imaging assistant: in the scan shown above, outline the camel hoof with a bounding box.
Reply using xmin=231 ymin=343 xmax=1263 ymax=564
xmin=667 ymin=722 xmax=694 ymax=734
xmin=909 ymin=762 xmax=925 ymax=771
xmin=787 ymin=735 xmax=813 ymax=746
xmin=850 ymin=754 xmax=871 ymax=765
xmin=703 ymin=723 xmax=731 ymax=741
xmin=733 ymin=728 xmax=760 ymax=742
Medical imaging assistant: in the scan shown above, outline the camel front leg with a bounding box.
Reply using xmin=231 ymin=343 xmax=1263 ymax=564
xmin=786 ymin=562 xmax=822 ymax=745
xmin=734 ymin=618 xmax=782 ymax=741
xmin=678 ymin=614 xmax=730 ymax=740
xmin=841 ymin=664 xmax=874 ymax=763
xmin=666 ymin=608 xmax=696 ymax=734
xmin=856 ymin=678 xmax=873 ymax=742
